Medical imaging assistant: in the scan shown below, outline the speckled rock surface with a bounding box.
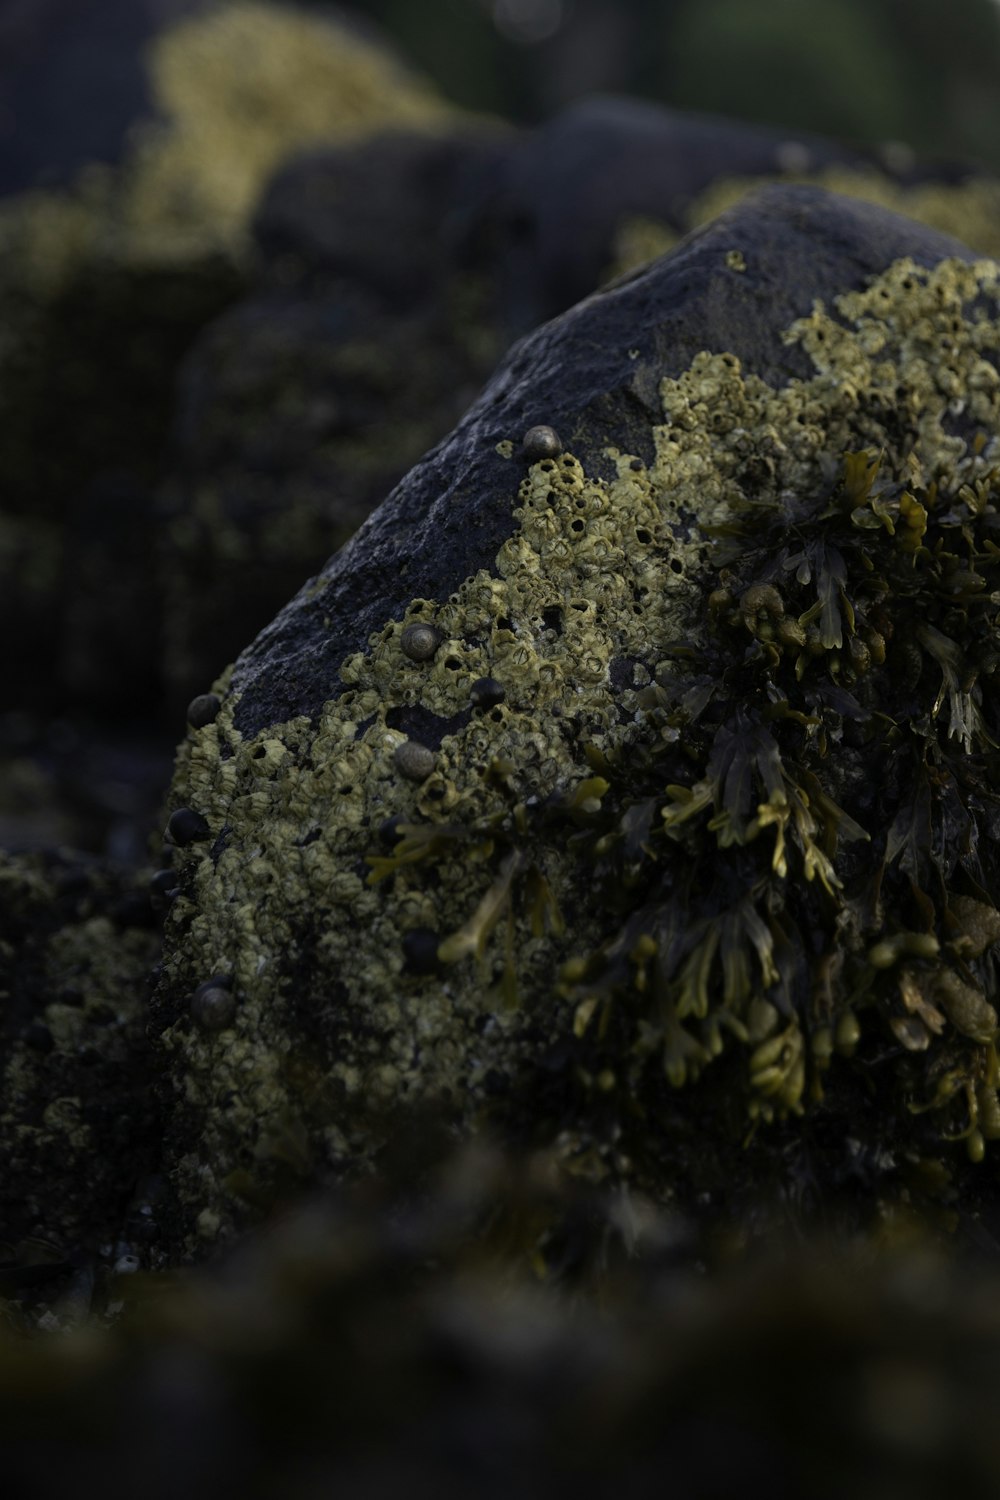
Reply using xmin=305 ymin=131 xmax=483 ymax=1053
xmin=226 ymin=185 xmax=982 ymax=735
xmin=0 ymin=851 xmax=160 ymax=1259
xmin=148 ymin=184 xmax=1000 ymax=1259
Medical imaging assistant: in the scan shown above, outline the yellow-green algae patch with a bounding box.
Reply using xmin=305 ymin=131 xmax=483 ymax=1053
xmin=160 ymin=255 xmax=1000 ymax=1247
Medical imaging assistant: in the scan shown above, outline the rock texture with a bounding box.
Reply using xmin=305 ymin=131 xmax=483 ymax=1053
xmin=151 ymin=185 xmax=1000 ymax=1259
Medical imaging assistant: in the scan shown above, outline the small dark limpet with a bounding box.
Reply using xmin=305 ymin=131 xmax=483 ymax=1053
xmin=190 ymin=975 xmax=236 ymax=1032
xmin=470 ymin=676 xmax=506 ymax=709
xmin=401 ymin=622 xmax=443 ymax=662
xmin=166 ymin=807 xmax=211 ymax=846
xmin=187 ymin=692 xmax=222 ymax=729
xmin=394 ymin=740 xmax=436 ymax=782
xmin=378 ymin=814 xmax=405 ymax=847
xmin=402 ymin=927 xmax=444 ymax=976
xmin=521 ymin=424 xmax=562 ymax=461
xmin=150 ymin=869 xmax=181 ymax=910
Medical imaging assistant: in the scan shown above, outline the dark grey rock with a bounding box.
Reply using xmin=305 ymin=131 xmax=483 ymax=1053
xmin=253 ymin=125 xmax=512 ymax=309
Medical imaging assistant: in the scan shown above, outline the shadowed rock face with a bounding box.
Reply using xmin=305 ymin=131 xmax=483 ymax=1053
xmin=252 ymin=127 xmax=513 ymax=309
xmin=149 ymin=184 xmax=1000 ymax=1261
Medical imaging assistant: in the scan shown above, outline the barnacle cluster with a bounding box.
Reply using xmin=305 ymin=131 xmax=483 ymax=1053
xmin=162 ymin=253 xmax=1000 ymax=1248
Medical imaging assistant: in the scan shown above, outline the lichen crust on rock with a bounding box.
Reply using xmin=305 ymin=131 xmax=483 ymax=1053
xmin=153 ymin=212 xmax=1000 ymax=1253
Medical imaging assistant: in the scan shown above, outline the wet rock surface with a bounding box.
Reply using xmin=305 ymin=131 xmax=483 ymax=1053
xmin=151 ymin=185 xmax=1000 ymax=1259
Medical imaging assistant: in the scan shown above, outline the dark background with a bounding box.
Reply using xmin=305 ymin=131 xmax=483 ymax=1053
xmin=332 ymin=0 xmax=1000 ymax=168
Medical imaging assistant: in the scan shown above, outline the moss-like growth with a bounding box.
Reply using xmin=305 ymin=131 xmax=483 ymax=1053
xmin=124 ymin=0 xmax=450 ymax=248
xmin=156 ymin=252 xmax=1000 ymax=1253
xmin=0 ymin=1 xmax=451 ymax=284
